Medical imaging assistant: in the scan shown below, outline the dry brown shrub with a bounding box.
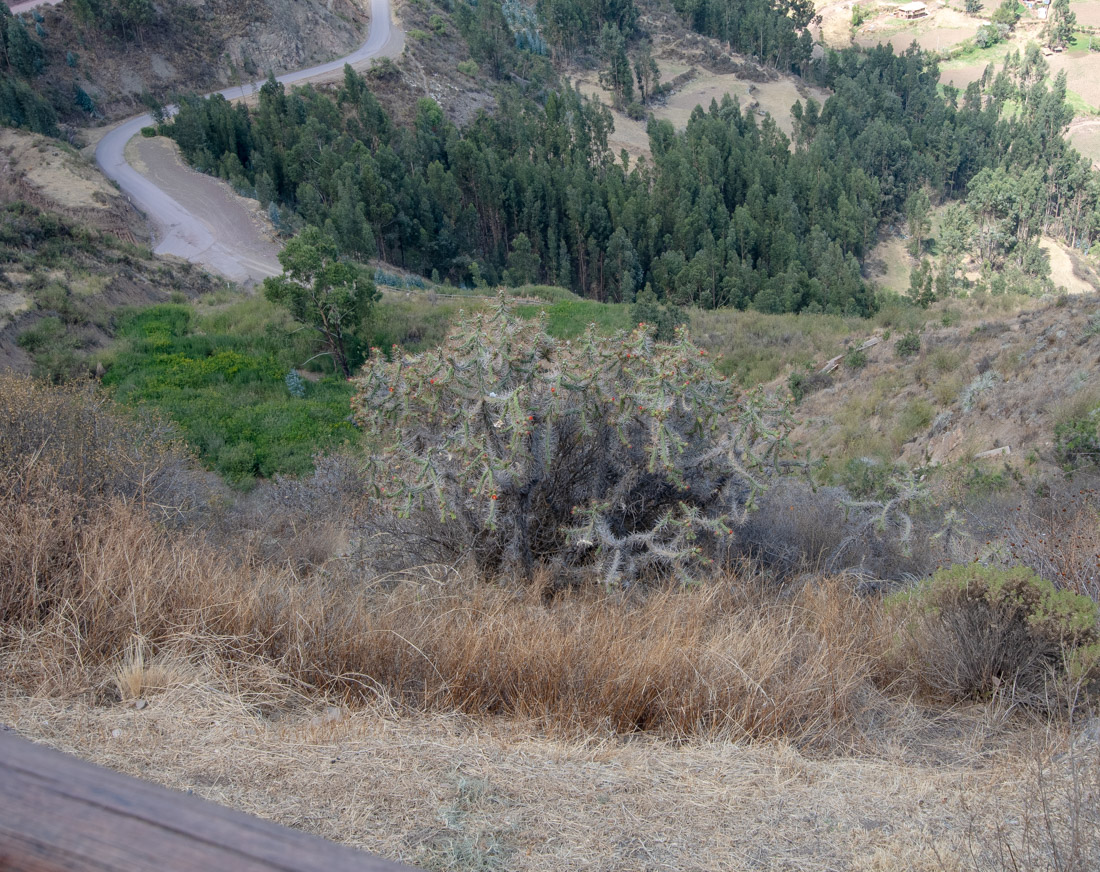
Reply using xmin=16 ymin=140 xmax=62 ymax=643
xmin=993 ymin=488 xmax=1100 ymax=603
xmin=261 ymin=574 xmax=884 ymax=743
xmin=0 ymin=452 xmax=891 ymax=744
xmin=0 ymin=373 xmax=207 ymax=522
xmin=884 ymin=564 xmax=1100 ymax=714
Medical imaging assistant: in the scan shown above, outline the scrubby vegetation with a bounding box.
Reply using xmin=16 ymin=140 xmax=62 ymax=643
xmin=100 ymin=302 xmax=359 ymax=486
xmin=889 ymin=563 xmax=1100 ymax=710
xmin=5 ymin=0 xmax=1100 ymax=864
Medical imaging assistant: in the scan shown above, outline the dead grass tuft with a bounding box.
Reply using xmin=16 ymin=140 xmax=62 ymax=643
xmin=112 ymin=636 xmax=190 ymax=701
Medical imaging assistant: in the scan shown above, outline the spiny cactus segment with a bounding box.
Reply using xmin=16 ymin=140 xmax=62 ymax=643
xmin=352 ymin=296 xmax=794 ymax=586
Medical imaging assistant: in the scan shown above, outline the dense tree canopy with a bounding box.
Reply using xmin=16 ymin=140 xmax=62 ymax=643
xmin=169 ymin=38 xmax=1100 ymax=315
xmin=0 ymin=5 xmax=56 ymax=135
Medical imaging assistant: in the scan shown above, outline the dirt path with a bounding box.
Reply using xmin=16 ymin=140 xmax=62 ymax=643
xmin=124 ymin=136 xmax=282 ymax=282
xmin=6 ymin=0 xmax=62 ymax=14
xmin=93 ymin=0 xmax=404 ymax=286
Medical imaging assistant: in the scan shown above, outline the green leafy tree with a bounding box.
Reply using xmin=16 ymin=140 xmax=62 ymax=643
xmin=352 ymin=299 xmax=794 ymax=586
xmin=604 ymin=226 xmax=642 ymax=302
xmin=1043 ymin=0 xmax=1076 ymax=51
xmin=935 ymin=203 xmax=973 ymax=296
xmin=908 ymin=258 xmax=935 ymax=308
xmin=505 ymin=232 xmax=540 ymax=286
xmin=4 ymin=16 xmax=45 ymax=77
xmin=631 ymin=284 xmax=686 ymax=340
xmin=633 ymin=41 xmax=660 ymax=104
xmin=599 ymin=25 xmax=634 ymax=108
xmin=905 ymin=188 xmax=931 ymax=257
xmin=262 ymin=227 xmax=379 ymax=378
xmin=991 ymin=0 xmax=1022 ymax=29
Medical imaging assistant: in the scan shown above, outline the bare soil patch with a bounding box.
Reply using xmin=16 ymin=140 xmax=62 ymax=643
xmin=1069 ymin=120 xmax=1100 ymax=167
xmin=124 ymin=135 xmax=282 ymax=282
xmin=940 ymin=60 xmax=991 ymax=90
xmin=865 ymin=233 xmax=913 ymax=296
xmin=1047 ymin=50 xmax=1100 ymax=109
xmin=787 ymin=293 xmax=1100 ymax=471
xmin=853 ymin=4 xmax=979 ymax=53
xmin=1072 ymin=0 xmax=1100 ymax=28
xmin=0 ymin=128 xmax=147 ymax=245
xmin=815 ymin=0 xmax=857 ymax=48
xmin=1042 ymin=234 xmax=1100 ymax=293
xmin=575 ymin=58 xmax=829 ymax=159
xmin=0 ymin=292 xmax=30 ymax=326
xmin=1 ymin=129 xmax=121 ymax=212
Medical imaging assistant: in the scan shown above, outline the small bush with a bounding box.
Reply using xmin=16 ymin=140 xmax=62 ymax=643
xmin=0 ymin=373 xmax=206 ymax=521
xmin=844 ymin=346 xmax=868 ymax=369
xmin=140 ymin=126 xmax=157 ymax=138
xmin=892 ymin=399 xmax=934 ymax=450
xmin=889 ymin=564 xmax=1100 ymax=710
xmin=940 ymin=308 xmax=961 ymax=327
xmin=787 ymin=368 xmax=831 ymax=404
xmin=457 ymin=59 xmax=478 ymax=77
xmin=961 ymin=370 xmax=998 ymax=412
xmin=896 ymin=331 xmax=921 ymax=358
xmin=284 ymin=368 xmax=306 ymax=398
xmin=1055 ymin=415 xmax=1100 ymax=469
xmin=368 ymin=57 xmax=400 ymax=80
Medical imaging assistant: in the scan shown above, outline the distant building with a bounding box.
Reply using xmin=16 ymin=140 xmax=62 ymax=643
xmin=896 ymin=1 xmax=928 ymax=18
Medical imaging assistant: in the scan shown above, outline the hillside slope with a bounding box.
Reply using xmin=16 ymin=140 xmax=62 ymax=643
xmin=21 ymin=0 xmax=372 ymax=125
xmin=0 ymin=128 xmax=215 ymax=377
xmin=777 ymin=295 xmax=1100 ymax=478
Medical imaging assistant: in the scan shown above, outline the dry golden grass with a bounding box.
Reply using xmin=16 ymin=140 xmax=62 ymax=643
xmin=3 ymin=682 xmax=1095 ymax=872
xmin=0 ymin=451 xmax=890 ymax=746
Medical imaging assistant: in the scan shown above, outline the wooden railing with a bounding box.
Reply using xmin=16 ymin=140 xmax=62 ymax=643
xmin=0 ymin=727 xmax=421 ymax=871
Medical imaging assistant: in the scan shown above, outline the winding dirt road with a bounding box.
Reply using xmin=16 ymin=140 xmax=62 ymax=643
xmin=93 ymin=0 xmax=404 ymax=284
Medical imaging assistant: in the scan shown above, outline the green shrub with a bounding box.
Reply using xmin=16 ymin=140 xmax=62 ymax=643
xmin=217 ymin=440 xmax=259 ymax=485
xmin=457 ymin=59 xmax=479 ymax=77
xmin=893 ymin=398 xmax=934 ymax=446
xmin=352 ymin=298 xmax=795 ymax=586
xmin=103 ymin=303 xmax=358 ymax=487
xmin=1055 ymin=415 xmax=1100 ymax=469
xmin=140 ymin=126 xmax=157 ymax=138
xmin=844 ymin=346 xmax=868 ymax=369
xmin=889 ymin=563 xmax=1100 ymax=710
xmin=630 ymin=285 xmax=686 ymax=341
xmin=787 ymin=367 xmax=831 ymax=404
xmin=895 ymin=330 xmax=921 ymax=358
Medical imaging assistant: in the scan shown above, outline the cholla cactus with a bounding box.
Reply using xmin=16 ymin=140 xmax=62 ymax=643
xmin=352 ymin=297 xmax=794 ymax=586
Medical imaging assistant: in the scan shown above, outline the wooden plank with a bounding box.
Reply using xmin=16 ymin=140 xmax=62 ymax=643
xmin=0 ymin=728 xmax=420 ymax=872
